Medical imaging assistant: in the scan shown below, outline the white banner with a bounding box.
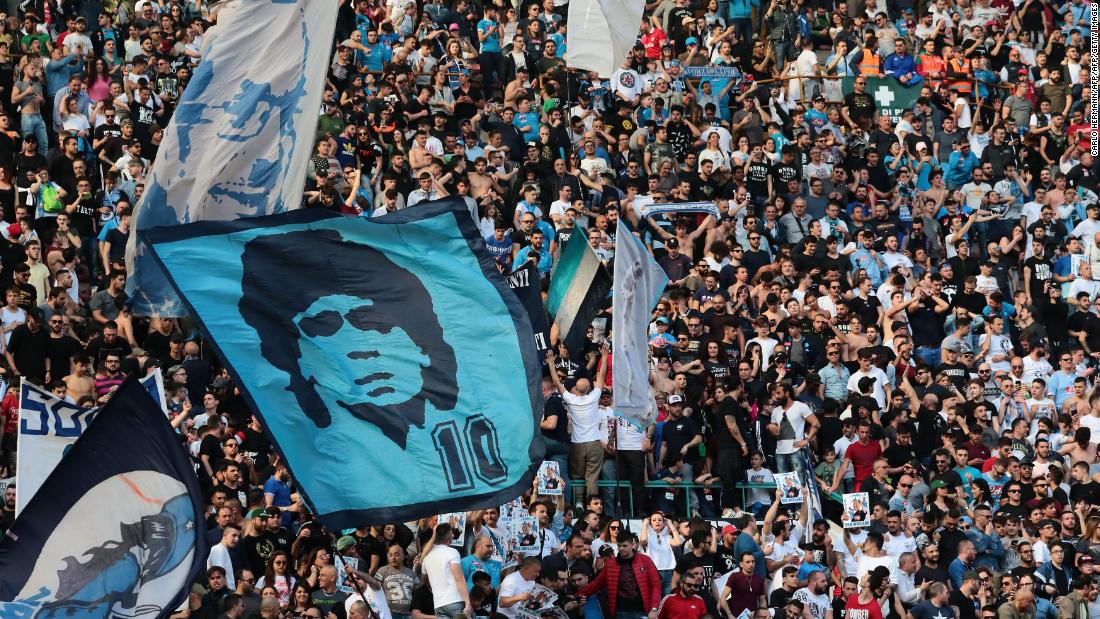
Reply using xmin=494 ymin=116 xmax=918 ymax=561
xmin=126 ymin=0 xmax=339 ymax=316
xmin=15 ymin=370 xmax=166 ymax=515
xmin=612 ymin=221 xmax=668 ymax=428
xmin=566 ymin=0 xmax=645 ymax=77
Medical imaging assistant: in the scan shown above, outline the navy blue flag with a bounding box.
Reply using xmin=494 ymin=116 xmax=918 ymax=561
xmin=0 ymin=377 xmax=207 ymax=618
xmin=505 ymin=262 xmax=550 ymax=358
xmin=143 ymin=198 xmax=544 ymax=526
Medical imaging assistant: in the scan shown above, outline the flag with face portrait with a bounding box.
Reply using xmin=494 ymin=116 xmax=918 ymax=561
xmin=125 ymin=0 xmax=338 ymax=316
xmin=143 ymin=198 xmax=544 ymax=526
xmin=0 ymin=377 xmax=206 ymax=618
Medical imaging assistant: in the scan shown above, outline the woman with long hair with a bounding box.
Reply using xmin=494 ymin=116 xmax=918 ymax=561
xmin=257 ymin=551 xmax=296 ymax=608
xmin=85 ymin=58 xmax=112 ymax=102
xmin=288 ymin=583 xmax=321 ymax=618
xmin=297 ymin=547 xmax=331 ymax=589
xmin=592 ymin=518 xmax=623 ymax=557
xmin=59 ymin=96 xmax=92 ymax=151
xmin=968 ymin=478 xmax=992 ymax=513
xmin=639 ymin=511 xmax=682 ymax=595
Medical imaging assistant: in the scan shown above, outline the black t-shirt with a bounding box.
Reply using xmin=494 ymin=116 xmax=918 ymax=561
xmin=128 ymin=99 xmax=161 ymax=146
xmin=844 ymin=91 xmax=876 ymax=121
xmin=675 ymin=551 xmax=717 ymax=594
xmin=239 ymin=426 xmax=272 ymax=462
xmin=915 ymin=564 xmax=948 ymax=585
xmin=770 ymin=587 xmax=794 ymax=609
xmin=45 ymin=334 xmax=80 ymax=378
xmin=105 ymin=227 xmax=129 ymax=263
xmin=84 ymin=334 xmax=133 ymax=364
xmin=841 ymin=295 xmax=876 ymax=330
xmin=746 ymin=159 xmax=770 ymax=195
xmin=542 ymin=392 xmax=569 ymax=443
xmin=715 ymin=397 xmax=744 ymax=450
xmin=938 ymin=362 xmax=969 ymax=390
xmin=93 ymin=122 xmax=122 ymax=155
xmin=14 ymin=152 xmax=46 ymax=188
xmin=662 ymin=416 xmax=702 ymax=464
xmin=69 ymin=195 xmax=98 ymax=237
xmin=1023 ymin=255 xmax=1053 ymax=298
xmin=510 ymin=228 xmax=533 ymax=250
xmin=8 ymin=325 xmax=47 ymax=380
xmin=771 ymin=162 xmax=800 ymax=186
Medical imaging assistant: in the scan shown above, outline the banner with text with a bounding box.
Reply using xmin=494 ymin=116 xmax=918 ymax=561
xmin=16 ymin=371 xmax=166 ymax=515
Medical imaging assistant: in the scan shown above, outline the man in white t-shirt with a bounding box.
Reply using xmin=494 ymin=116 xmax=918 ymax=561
xmin=767 ymin=382 xmax=819 ymax=479
xmin=792 ymin=571 xmax=832 ymax=619
xmin=547 ymin=345 xmax=609 ymax=503
xmin=207 ymin=524 xmax=241 ymax=590
xmin=498 ymin=556 xmax=541 ymax=619
xmin=846 ymin=350 xmax=891 ymax=408
xmin=421 ymin=524 xmax=473 ymax=619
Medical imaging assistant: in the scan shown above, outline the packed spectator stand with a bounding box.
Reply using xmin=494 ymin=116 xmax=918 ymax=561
xmin=0 ymin=1 xmax=1097 ymax=619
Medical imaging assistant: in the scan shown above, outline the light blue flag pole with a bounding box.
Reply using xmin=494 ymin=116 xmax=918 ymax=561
xmin=125 ymin=0 xmax=338 ymax=316
xmin=612 ymin=220 xmax=668 ymax=429
xmin=143 ymin=199 xmax=544 ymax=527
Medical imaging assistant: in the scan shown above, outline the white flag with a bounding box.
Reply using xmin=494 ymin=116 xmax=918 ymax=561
xmin=126 ymin=0 xmax=338 ymax=316
xmin=612 ymin=221 xmax=667 ymax=427
xmin=566 ymin=0 xmax=645 ymax=78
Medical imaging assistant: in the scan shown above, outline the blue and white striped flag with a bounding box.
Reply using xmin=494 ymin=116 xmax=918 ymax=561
xmin=125 ymin=0 xmax=338 ymax=316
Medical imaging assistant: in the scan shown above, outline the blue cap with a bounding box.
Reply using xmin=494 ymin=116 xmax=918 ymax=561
xmin=685 ymin=36 xmax=699 ymax=45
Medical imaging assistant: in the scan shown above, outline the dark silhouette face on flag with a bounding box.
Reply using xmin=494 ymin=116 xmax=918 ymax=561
xmin=239 ymin=229 xmax=459 ymax=449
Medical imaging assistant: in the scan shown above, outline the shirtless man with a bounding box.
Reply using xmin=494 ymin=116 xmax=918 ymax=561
xmin=842 ymin=316 xmax=871 ymax=362
xmin=408 ymin=130 xmax=435 ymax=173
xmin=64 ymin=355 xmax=95 ymax=402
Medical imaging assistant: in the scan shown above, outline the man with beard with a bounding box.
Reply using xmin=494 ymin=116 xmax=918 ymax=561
xmin=43 ymin=306 xmax=79 ymax=382
xmin=658 ymin=566 xmax=707 ymax=619
xmin=234 ymin=569 xmax=261 ymax=617
xmin=577 ymin=532 xmax=662 ymax=618
xmin=915 ymin=541 xmax=947 ymax=585
xmin=793 ymin=570 xmax=832 ymax=619
xmin=0 ymin=484 xmax=14 ymax=533
xmin=263 ymin=461 xmax=296 ymax=528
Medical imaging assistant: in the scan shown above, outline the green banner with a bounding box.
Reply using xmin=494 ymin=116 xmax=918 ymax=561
xmin=840 ymin=77 xmax=921 ymax=123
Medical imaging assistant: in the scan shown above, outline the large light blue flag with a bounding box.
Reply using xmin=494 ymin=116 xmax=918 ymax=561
xmin=612 ymin=221 xmax=667 ymax=428
xmin=125 ymin=0 xmax=337 ymax=316
xmin=143 ymin=199 xmax=544 ymax=526
xmin=0 ymin=378 xmax=207 ymax=617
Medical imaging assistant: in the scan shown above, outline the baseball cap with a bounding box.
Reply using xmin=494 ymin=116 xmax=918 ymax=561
xmin=685 ymin=36 xmax=699 ymax=45
xmin=930 ymin=479 xmax=949 ymax=490
xmin=248 ymin=508 xmax=268 ymax=519
xmin=449 ymin=23 xmax=459 ymax=31
xmin=668 ymin=394 xmax=684 ymax=405
xmin=666 ymin=238 xmax=679 ymax=249
xmin=655 ymin=316 xmax=670 ymax=325
xmin=1039 ymin=519 xmax=1060 ymax=531
xmin=336 ymin=535 xmax=357 ymax=552
xmin=722 ymin=524 xmax=739 ymax=536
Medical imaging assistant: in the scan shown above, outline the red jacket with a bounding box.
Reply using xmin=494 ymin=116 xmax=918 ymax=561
xmin=579 ymin=552 xmax=662 ymax=616
xmin=657 ymin=591 xmax=707 ymax=619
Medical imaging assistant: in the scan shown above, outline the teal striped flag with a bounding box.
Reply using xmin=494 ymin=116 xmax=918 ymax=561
xmin=547 ymin=227 xmax=611 ymax=354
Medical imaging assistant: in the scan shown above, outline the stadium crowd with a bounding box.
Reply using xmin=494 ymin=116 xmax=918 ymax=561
xmin=0 ymin=0 xmax=1097 ymax=619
